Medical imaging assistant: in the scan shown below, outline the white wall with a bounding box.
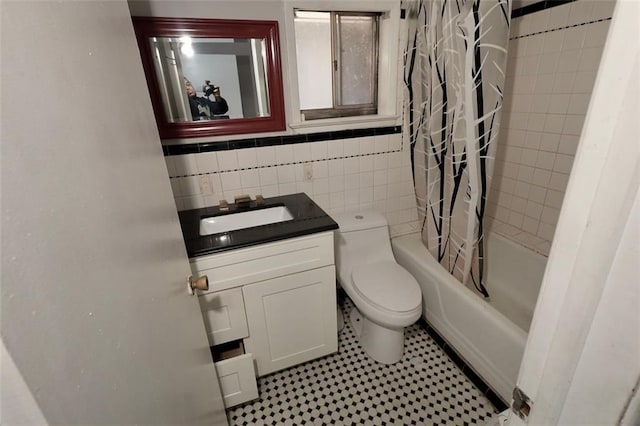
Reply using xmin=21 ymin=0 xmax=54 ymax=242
xmin=507 ymin=0 xmax=640 ymax=422
xmin=130 ymin=0 xmax=419 ymax=236
xmin=486 ymin=0 xmax=615 ymax=256
xmin=557 ymin=185 xmax=639 ymax=424
xmin=1 ymin=340 xmax=48 ymax=425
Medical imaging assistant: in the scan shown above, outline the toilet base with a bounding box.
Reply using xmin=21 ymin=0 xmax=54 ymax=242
xmin=349 ymin=307 xmax=405 ymax=364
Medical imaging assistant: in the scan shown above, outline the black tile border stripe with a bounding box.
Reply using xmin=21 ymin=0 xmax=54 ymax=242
xmin=511 ymin=0 xmax=576 ymax=19
xmin=509 ymin=16 xmax=612 ymax=41
xmin=164 ymin=126 xmax=402 ymax=157
xmin=418 ymin=318 xmax=510 ymax=413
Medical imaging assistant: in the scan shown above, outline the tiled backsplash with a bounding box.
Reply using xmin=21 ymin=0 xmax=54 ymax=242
xmin=486 ymin=0 xmax=614 ymax=256
xmin=165 ymin=129 xmax=420 ymax=237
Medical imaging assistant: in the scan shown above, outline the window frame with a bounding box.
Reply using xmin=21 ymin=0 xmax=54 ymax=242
xmin=295 ymin=11 xmax=380 ymax=121
xmin=284 ymin=0 xmax=401 ymax=132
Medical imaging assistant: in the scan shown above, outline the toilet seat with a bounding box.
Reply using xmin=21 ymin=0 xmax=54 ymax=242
xmin=351 ymin=261 xmax=422 ymax=313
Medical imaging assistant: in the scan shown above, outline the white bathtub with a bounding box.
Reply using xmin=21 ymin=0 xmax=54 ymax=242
xmin=391 ymin=232 xmax=546 ymax=403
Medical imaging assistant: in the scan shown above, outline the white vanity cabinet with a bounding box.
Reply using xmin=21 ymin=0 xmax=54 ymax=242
xmin=190 ymin=231 xmax=337 ymax=407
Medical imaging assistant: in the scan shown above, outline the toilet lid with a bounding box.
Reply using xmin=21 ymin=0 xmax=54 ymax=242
xmin=351 ymin=261 xmax=421 ymax=312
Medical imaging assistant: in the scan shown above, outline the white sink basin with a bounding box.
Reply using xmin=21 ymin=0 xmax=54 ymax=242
xmin=199 ymin=206 xmax=294 ymax=236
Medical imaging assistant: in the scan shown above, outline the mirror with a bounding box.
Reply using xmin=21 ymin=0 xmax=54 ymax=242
xmin=151 ymin=37 xmax=270 ymax=122
xmin=132 ymin=18 xmax=286 ymax=139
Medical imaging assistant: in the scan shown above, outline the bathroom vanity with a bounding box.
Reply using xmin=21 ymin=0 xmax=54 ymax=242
xmin=178 ymin=193 xmax=338 ymax=408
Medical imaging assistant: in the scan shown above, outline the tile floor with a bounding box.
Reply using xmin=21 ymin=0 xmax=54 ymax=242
xmin=228 ymin=296 xmax=498 ymax=425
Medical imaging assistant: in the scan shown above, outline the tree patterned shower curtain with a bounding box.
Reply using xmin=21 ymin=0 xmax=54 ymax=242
xmin=403 ymin=0 xmax=510 ymax=297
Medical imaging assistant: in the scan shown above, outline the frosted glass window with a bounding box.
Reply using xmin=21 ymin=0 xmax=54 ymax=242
xmin=338 ymin=15 xmax=376 ymax=106
xmin=294 ymin=12 xmax=332 ymax=110
xmin=294 ymin=10 xmax=379 ymax=120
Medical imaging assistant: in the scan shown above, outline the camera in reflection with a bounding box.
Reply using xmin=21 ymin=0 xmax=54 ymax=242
xmin=203 ymin=80 xmax=218 ymax=97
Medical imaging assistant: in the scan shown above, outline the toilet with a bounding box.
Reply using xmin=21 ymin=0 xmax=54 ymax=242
xmin=333 ymin=211 xmax=422 ymax=364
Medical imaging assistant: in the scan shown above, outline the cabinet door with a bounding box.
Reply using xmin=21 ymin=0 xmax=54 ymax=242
xmin=243 ymin=266 xmax=338 ymax=376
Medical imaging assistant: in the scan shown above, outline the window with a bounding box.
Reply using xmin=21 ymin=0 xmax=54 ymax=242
xmin=294 ymin=10 xmax=379 ymax=120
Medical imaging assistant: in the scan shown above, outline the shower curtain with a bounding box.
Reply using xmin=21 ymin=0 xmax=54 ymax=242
xmin=403 ymin=0 xmax=510 ymax=297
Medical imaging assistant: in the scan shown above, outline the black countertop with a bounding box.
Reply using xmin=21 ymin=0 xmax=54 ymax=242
xmin=178 ymin=193 xmax=338 ymax=258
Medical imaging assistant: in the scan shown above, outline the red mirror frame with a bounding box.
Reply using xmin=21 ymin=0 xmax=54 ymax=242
xmin=132 ymin=17 xmax=286 ymax=139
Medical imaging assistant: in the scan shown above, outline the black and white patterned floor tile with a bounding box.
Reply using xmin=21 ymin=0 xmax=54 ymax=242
xmin=228 ymin=296 xmax=498 ymax=425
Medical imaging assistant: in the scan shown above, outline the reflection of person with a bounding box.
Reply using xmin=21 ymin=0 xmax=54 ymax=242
xmin=184 ymin=77 xmax=229 ymax=120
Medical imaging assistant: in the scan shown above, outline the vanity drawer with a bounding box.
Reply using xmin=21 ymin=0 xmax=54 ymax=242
xmin=198 ymin=288 xmax=248 ymax=346
xmin=191 ymin=231 xmax=334 ymax=293
xmin=212 ymin=341 xmax=258 ymax=408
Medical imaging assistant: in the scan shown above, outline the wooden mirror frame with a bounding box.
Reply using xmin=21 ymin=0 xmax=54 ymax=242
xmin=132 ymin=17 xmax=286 ymax=139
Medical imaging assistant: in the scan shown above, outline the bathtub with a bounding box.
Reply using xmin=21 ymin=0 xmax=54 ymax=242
xmin=391 ymin=232 xmax=546 ymax=403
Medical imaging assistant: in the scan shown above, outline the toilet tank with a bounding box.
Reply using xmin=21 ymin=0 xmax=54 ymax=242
xmin=332 ymin=211 xmax=396 ymax=280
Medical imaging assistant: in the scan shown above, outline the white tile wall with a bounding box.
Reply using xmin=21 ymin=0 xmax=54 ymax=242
xmin=166 ymin=132 xmax=419 ymax=237
xmin=486 ymin=0 xmax=614 ymax=256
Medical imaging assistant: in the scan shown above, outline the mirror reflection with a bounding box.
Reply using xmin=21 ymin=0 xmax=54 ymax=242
xmin=149 ymin=37 xmax=271 ymax=122
xmin=132 ymin=17 xmax=286 ymax=139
